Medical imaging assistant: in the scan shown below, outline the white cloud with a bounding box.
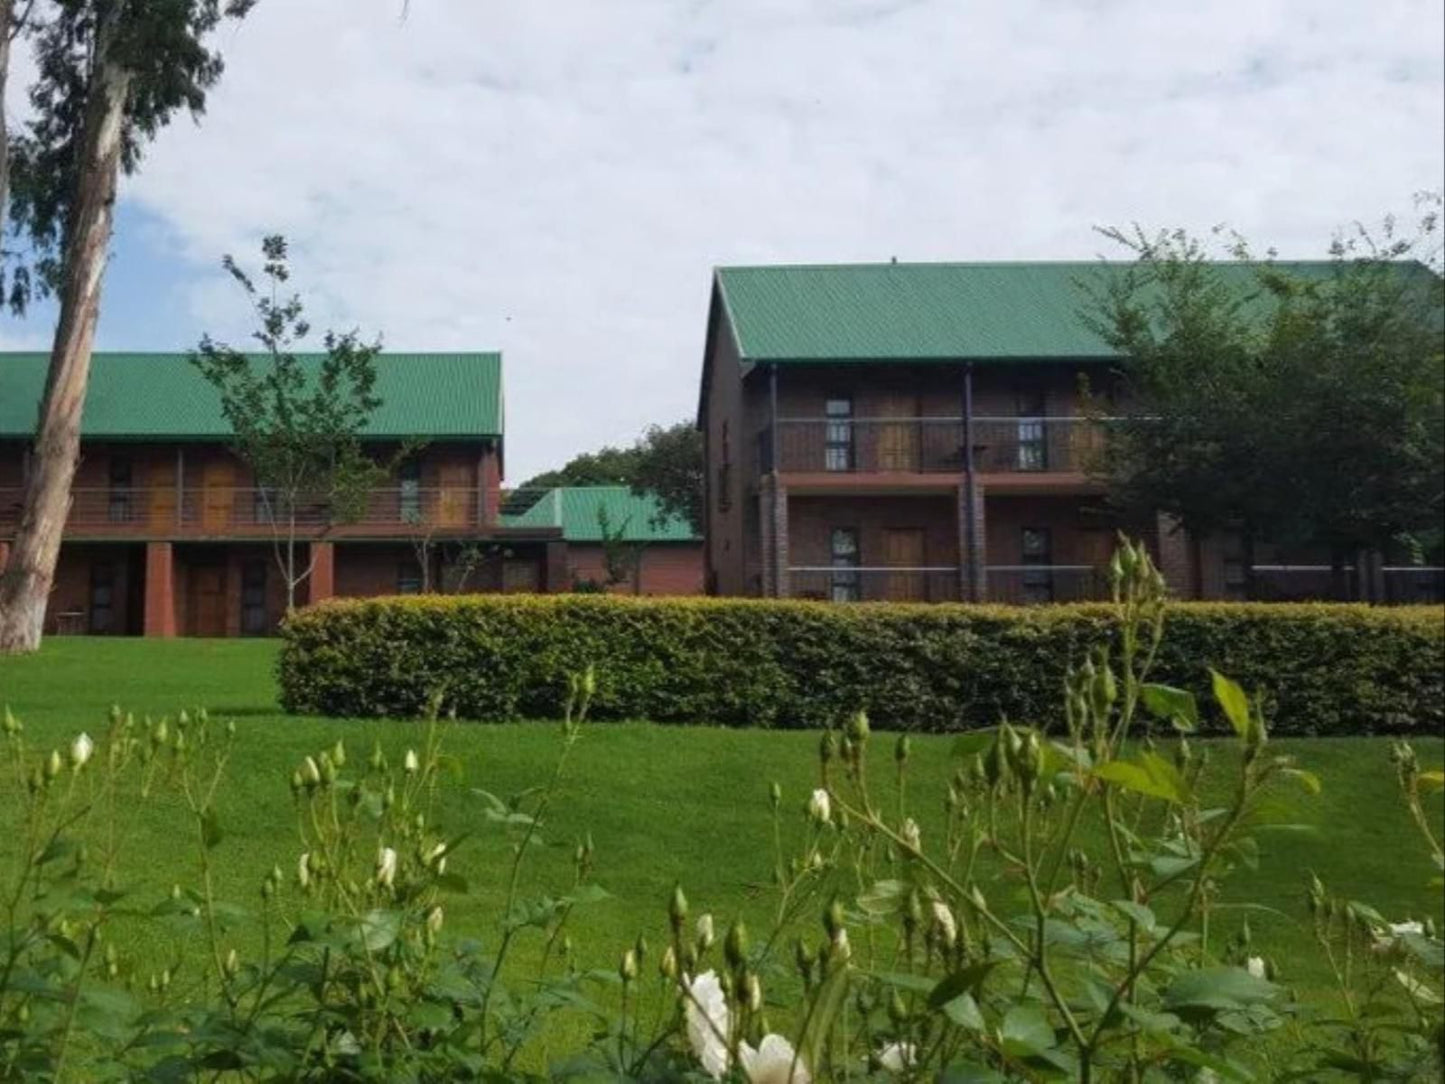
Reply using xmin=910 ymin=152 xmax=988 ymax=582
xmin=70 ymin=0 xmax=1445 ymax=478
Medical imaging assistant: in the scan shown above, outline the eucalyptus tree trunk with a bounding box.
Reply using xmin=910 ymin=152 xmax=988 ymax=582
xmin=0 ymin=48 xmax=133 ymax=653
xmin=0 ymin=0 xmax=14 ymax=221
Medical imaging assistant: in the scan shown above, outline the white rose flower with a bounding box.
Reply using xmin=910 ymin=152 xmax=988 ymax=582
xmin=807 ymin=788 xmax=832 ymax=825
xmin=740 ymin=1033 xmax=810 ymax=1083
xmin=69 ymin=732 xmax=94 ymax=770
xmin=877 ymin=1042 xmax=916 ymax=1072
xmin=376 ymin=846 xmax=398 ymax=889
xmin=1245 ymin=955 xmax=1266 ymax=979
xmin=685 ymin=970 xmax=731 ymax=1079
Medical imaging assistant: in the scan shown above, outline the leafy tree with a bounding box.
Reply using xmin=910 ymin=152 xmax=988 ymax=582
xmin=1088 ymin=203 xmax=1445 ymax=591
xmin=519 ymin=421 xmax=703 ymax=533
xmin=0 ymin=0 xmax=254 ymax=653
xmin=191 ymin=235 xmax=393 ymax=614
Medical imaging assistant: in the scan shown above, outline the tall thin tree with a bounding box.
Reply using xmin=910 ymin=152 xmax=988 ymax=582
xmin=0 ymin=0 xmax=254 ymax=653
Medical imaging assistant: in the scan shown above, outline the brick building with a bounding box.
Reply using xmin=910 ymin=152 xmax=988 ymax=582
xmin=501 ymin=486 xmax=704 ymax=595
xmin=0 ymin=352 xmax=576 ymax=636
xmin=697 ymin=262 xmax=1255 ymax=603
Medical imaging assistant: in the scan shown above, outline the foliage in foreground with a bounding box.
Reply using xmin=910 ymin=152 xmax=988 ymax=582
xmin=278 ymin=592 xmax=1443 ymax=736
xmin=2 ymin=543 xmax=1442 ymax=1081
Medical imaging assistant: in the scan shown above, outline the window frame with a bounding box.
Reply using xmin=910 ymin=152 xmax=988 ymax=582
xmin=107 ymin=457 xmax=133 ymax=524
xmin=829 ymin=525 xmax=861 ymax=603
xmin=1020 ymin=526 xmax=1054 ymax=603
xmin=240 ymin=559 xmax=268 ymax=635
xmin=824 ymin=397 xmax=854 ymax=472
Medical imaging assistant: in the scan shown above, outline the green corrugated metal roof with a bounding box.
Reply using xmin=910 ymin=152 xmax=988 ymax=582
xmin=713 ymin=260 xmax=1367 ymax=363
xmin=502 ymin=486 xmax=698 ymax=543
xmin=0 ymin=352 xmax=503 ymax=439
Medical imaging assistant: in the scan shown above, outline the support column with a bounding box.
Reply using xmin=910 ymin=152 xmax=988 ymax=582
xmin=758 ymin=483 xmax=775 ymax=597
xmin=773 ymin=481 xmax=789 ymax=599
xmin=143 ymin=541 xmax=177 ymax=638
xmin=309 ymin=542 xmax=335 ymax=604
xmin=543 ymin=540 xmax=570 ymax=594
xmin=958 ymin=484 xmax=987 ymax=602
xmin=1155 ymin=513 xmax=1194 ymax=599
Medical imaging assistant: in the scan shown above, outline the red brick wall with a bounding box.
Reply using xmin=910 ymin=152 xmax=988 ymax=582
xmin=44 ymin=543 xmax=145 ymax=635
xmin=336 ymin=544 xmax=419 ymax=598
xmin=701 ymin=293 xmax=752 ymax=596
xmin=788 ymin=494 xmax=959 ymax=569
xmin=568 ymin=542 xmax=704 ymax=596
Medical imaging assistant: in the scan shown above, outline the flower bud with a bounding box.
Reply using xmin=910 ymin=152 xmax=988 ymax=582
xmin=3 ymin=707 xmax=21 ymax=735
xmin=819 ymin=730 xmax=838 ymax=766
xmin=807 ymin=788 xmax=832 ymax=825
xmin=769 ymin=781 xmax=782 ymax=810
xmin=931 ymin=900 xmax=958 ymax=949
xmin=224 ymin=948 xmax=240 ymax=978
xmin=69 ymin=732 xmax=94 ymax=770
xmin=696 ymin=912 xmax=715 ymax=952
xmin=301 ymin=756 xmax=322 ymax=788
xmin=669 ymin=883 xmax=689 ymax=932
xmin=369 ymin=741 xmax=386 ymax=772
xmin=895 ymin=734 xmax=911 ymax=765
xmin=426 ymin=905 xmax=445 ymax=935
xmin=404 ymin=749 xmax=420 ymax=774
xmin=846 ymin=709 xmax=870 ymax=745
xmin=45 ymin=749 xmax=62 ymax=780
xmin=331 ymin=739 xmax=346 ymax=768
xmin=724 ymin=919 xmax=749 ymax=970
xmin=745 ymin=971 xmax=762 ymax=1013
xmin=823 ymin=896 xmax=846 ymax=940
xmin=297 ymin=852 xmax=312 ymax=890
xmin=619 ymin=948 xmax=638 ymax=984
xmin=901 ymin=818 xmax=922 ymax=853
xmin=903 ymin=889 xmax=924 ymax=938
xmin=375 ymin=846 xmax=398 ymax=889
xmin=660 ymin=944 xmax=679 ymax=979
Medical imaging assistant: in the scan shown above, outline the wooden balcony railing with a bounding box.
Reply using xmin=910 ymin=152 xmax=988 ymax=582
xmin=759 ymin=417 xmax=1109 ymax=475
xmin=0 ymin=486 xmax=487 ymax=536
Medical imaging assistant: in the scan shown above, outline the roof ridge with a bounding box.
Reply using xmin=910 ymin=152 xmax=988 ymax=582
xmin=714 ymin=258 xmax=1362 ymax=273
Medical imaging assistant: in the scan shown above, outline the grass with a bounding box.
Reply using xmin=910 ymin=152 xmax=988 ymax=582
xmin=1 ymin=636 xmax=1442 ymax=1068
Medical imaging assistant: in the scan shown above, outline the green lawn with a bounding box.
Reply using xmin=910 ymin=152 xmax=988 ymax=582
xmin=2 ymin=636 xmax=1442 ymax=1064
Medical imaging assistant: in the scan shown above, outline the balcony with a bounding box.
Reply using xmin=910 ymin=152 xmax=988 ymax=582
xmin=984 ymin=565 xmax=1109 ymax=605
xmin=760 ymin=417 xmax=1106 ymax=475
xmin=785 ymin=564 xmax=1110 ymax=604
xmin=0 ymin=486 xmax=491 ymax=538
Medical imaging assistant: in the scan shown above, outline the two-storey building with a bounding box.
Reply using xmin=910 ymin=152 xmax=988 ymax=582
xmin=698 ymin=262 xmax=1186 ymax=604
xmin=0 ymin=351 xmax=572 ymax=636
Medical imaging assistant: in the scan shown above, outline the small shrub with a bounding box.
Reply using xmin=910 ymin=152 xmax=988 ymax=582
xmin=278 ymin=593 xmax=1443 ymax=735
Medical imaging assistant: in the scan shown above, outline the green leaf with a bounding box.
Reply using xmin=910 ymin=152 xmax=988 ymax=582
xmin=927 ymin=962 xmax=997 ymax=1009
xmin=1140 ymin=751 xmax=1193 ymax=804
xmin=1417 ymin=770 xmax=1444 ymax=794
xmin=942 ymin=991 xmax=986 ymax=1031
xmin=999 ymin=1005 xmax=1056 ymax=1057
xmin=1140 ymin=683 xmax=1198 ymax=732
xmin=355 ymin=909 xmax=400 ymax=952
xmin=1281 ymin=768 xmax=1322 ymax=796
xmin=200 ymin=808 xmax=224 ymax=850
xmin=1210 ymin=670 xmax=1251 ymax=739
xmin=1111 ymin=900 xmax=1157 ymax=933
xmin=1094 ymin=756 xmax=1186 ymax=804
xmin=939 ymin=1066 xmax=1008 ymax=1084
xmin=1163 ymin=966 xmax=1278 ymax=1013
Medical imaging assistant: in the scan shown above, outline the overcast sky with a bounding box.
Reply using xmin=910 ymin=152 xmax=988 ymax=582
xmin=2 ymin=0 xmax=1442 ymax=481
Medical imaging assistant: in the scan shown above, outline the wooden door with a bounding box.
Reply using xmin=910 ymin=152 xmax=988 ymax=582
xmin=189 ymin=565 xmax=228 ymax=637
xmin=201 ymin=461 xmax=234 ymax=532
xmin=883 ymin=528 xmax=926 ymax=601
xmin=437 ymin=463 xmax=471 ymax=527
xmin=876 ymin=394 xmax=919 ymax=471
xmin=149 ymin=460 xmax=177 ymax=529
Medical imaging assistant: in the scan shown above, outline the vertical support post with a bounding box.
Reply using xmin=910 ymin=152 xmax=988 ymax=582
xmin=1155 ymin=513 xmax=1194 ymax=599
xmin=309 ymin=542 xmax=335 ymax=605
xmin=175 ymin=447 xmax=185 ymax=527
xmin=543 ymin=540 xmax=569 ymax=593
xmin=962 ymin=364 xmax=981 ymax=602
xmin=769 ymin=363 xmax=783 ymax=597
xmin=143 ymin=541 xmax=177 ymax=638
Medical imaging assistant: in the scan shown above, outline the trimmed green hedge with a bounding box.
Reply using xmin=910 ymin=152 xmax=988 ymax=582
xmin=277 ymin=596 xmax=1444 ymax=735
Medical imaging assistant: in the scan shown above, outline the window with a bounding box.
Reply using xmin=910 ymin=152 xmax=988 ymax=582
xmin=108 ymin=458 xmax=133 ymax=523
xmin=1016 ymin=388 xmax=1048 ymax=471
xmin=830 ymin=527 xmax=861 ymax=603
xmin=399 ymin=459 xmax=422 ymax=523
xmin=397 ymin=561 xmax=424 ymax=595
xmin=89 ymin=563 xmax=115 ymax=633
xmin=241 ymin=560 xmax=268 ymax=635
xmin=717 ymin=422 xmax=732 ymax=513
xmin=824 ymin=397 xmax=854 ymax=472
xmin=1021 ymin=526 xmax=1053 ymax=603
